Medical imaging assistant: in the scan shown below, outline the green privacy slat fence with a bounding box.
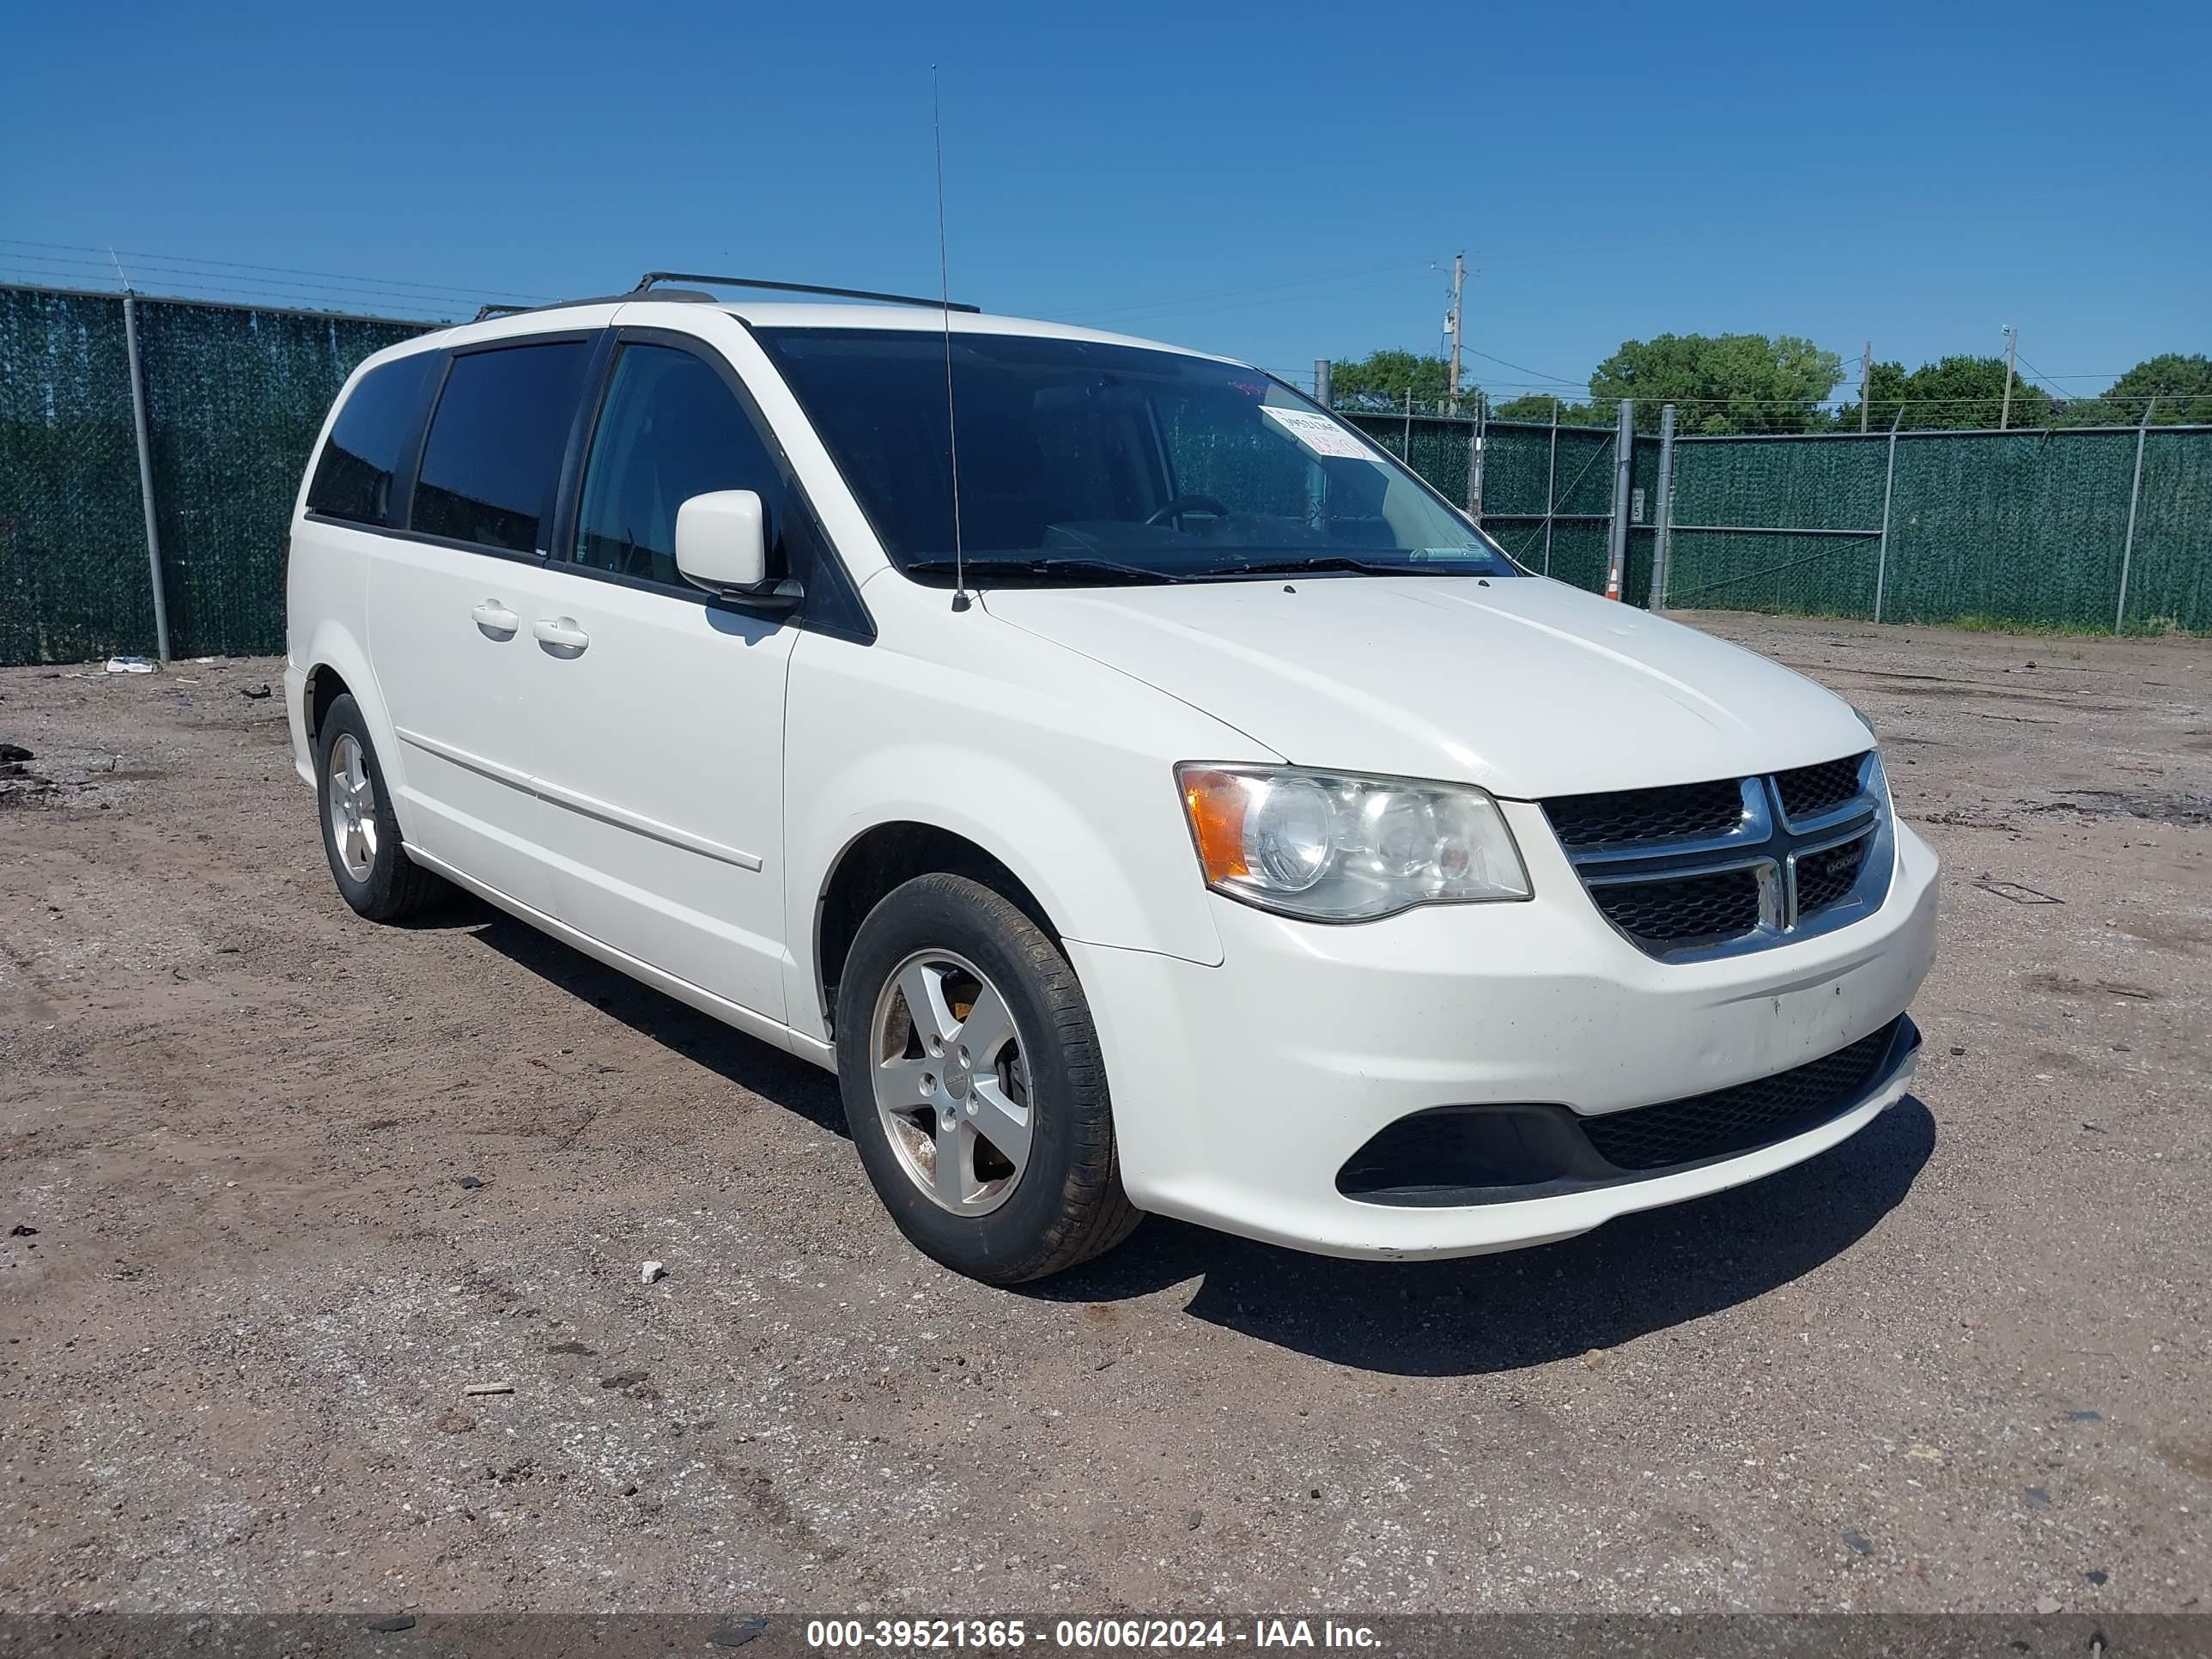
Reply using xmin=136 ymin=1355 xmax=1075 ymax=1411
xmin=4 ymin=280 xmax=2209 ymax=665
xmin=2127 ymin=430 xmax=2212 ymax=630
xmin=136 ymin=299 xmax=431 ymax=657
xmin=1661 ymin=434 xmax=1890 ymax=617
xmin=1658 ymin=426 xmax=2212 ymax=630
xmin=1343 ymin=413 xmax=1661 ymax=602
xmin=1 ymin=285 xmax=429 ymax=664
xmin=0 ymin=290 xmax=149 ymax=665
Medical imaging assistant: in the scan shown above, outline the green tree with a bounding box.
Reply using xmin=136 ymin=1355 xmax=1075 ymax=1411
xmin=1588 ymin=333 xmax=1844 ymax=434
xmin=2093 ymin=352 xmax=2212 ymax=425
xmin=1839 ymin=355 xmax=2055 ymax=432
xmin=1828 ymin=360 xmax=1908 ymax=432
xmin=1327 ymin=349 xmax=1455 ymax=410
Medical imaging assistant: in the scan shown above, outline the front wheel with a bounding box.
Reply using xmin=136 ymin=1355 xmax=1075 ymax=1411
xmin=835 ymin=873 xmax=1141 ymax=1284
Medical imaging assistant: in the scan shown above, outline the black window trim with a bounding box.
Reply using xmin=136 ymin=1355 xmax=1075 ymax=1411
xmin=545 ymin=325 xmax=875 ymax=645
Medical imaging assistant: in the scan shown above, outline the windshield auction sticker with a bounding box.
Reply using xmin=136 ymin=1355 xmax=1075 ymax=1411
xmin=1261 ymin=405 xmax=1376 ymax=459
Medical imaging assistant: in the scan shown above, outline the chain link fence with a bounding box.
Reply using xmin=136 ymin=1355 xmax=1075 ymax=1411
xmin=1344 ymin=412 xmax=1663 ymax=604
xmin=1346 ymin=408 xmax=2209 ymax=631
xmin=3 ymin=280 xmax=2207 ymax=666
xmin=1 ymin=289 xmax=149 ymax=664
xmin=1656 ymin=425 xmax=2210 ymax=629
xmin=2 ymin=284 xmax=428 ymax=664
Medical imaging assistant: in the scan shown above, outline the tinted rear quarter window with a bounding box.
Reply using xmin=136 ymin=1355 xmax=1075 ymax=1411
xmin=305 ymin=354 xmax=438 ymax=526
xmin=411 ymin=341 xmax=592 ymax=552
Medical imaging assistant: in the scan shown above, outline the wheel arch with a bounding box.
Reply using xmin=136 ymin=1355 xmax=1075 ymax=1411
xmin=296 ymin=623 xmax=408 ymax=810
xmin=812 ymin=820 xmax=1062 ymax=1038
xmin=301 ymin=661 xmax=350 ymax=746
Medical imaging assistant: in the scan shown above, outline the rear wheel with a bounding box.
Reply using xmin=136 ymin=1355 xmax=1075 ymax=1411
xmin=836 ymin=873 xmax=1141 ymax=1283
xmin=315 ymin=693 xmax=448 ymax=922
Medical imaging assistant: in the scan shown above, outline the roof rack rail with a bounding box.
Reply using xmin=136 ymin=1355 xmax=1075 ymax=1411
xmin=465 ymin=271 xmax=976 ymax=326
xmin=469 ymin=290 xmax=712 ymax=323
xmin=631 ymin=270 xmax=981 ymax=313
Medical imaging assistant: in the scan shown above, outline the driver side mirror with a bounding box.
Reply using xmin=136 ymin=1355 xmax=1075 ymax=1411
xmin=676 ymin=490 xmax=795 ymax=603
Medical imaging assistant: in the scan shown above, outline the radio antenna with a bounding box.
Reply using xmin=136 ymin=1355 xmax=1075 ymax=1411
xmin=933 ymin=66 xmax=970 ymax=612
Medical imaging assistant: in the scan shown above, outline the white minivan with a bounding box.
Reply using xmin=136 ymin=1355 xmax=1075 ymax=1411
xmin=284 ymin=275 xmax=1937 ymax=1284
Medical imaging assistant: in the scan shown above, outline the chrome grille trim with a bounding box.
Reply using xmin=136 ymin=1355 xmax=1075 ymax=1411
xmin=1543 ymin=752 xmax=1893 ymax=963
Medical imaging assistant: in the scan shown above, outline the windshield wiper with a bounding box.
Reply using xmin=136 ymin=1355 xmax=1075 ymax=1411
xmin=904 ymin=556 xmax=1188 ymax=586
xmin=1217 ymin=555 xmax=1455 ymax=578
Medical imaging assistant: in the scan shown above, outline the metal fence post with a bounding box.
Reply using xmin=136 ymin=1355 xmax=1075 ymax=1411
xmin=2115 ymin=397 xmax=2155 ymax=634
xmin=120 ymin=289 xmax=173 ymax=662
xmin=1872 ymin=405 xmax=1904 ymax=625
xmin=1648 ymin=404 xmax=1676 ymax=610
xmin=1604 ymin=399 xmax=1634 ymax=599
xmin=1466 ymin=392 xmax=1486 ymax=522
xmin=1542 ymin=403 xmax=1559 ymax=575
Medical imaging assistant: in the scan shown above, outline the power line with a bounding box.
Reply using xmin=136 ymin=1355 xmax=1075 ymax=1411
xmin=0 ymin=254 xmax=477 ymax=317
xmin=1080 ymin=275 xmax=1439 ymax=333
xmin=0 ymin=237 xmax=550 ymax=304
xmin=2012 ymin=349 xmax=2076 ymax=401
xmin=1462 ymin=343 xmax=1583 ymax=386
xmin=1066 ymin=258 xmax=1431 ymax=324
xmin=0 ymin=272 xmax=460 ymax=323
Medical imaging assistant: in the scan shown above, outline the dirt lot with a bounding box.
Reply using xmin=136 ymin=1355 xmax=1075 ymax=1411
xmin=2 ymin=613 xmax=2208 ymax=1618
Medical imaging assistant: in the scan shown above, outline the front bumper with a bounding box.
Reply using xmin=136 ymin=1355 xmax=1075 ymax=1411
xmin=1067 ymin=802 xmax=1939 ymax=1261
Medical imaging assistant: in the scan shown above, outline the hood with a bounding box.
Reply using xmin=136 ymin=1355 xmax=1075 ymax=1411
xmin=981 ymin=575 xmax=1873 ymax=799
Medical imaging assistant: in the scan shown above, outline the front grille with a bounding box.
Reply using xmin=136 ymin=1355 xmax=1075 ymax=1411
xmin=1544 ymin=776 xmax=1744 ymax=849
xmin=1776 ymin=753 xmax=1869 ymax=822
xmin=1544 ymin=752 xmax=1887 ymax=961
xmin=1592 ymin=868 xmax=1762 ymax=949
xmin=1795 ymin=835 xmax=1870 ymax=911
xmin=1579 ymin=1018 xmax=1904 ymax=1171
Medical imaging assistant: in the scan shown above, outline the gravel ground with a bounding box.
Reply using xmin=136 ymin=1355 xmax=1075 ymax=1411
xmin=1 ymin=614 xmax=2206 ymax=1618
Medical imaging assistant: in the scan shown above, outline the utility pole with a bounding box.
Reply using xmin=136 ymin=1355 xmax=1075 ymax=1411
xmin=2000 ymin=325 xmax=2017 ymax=430
xmin=1445 ymin=252 xmax=1464 ymax=418
xmin=1313 ymin=358 xmax=1332 ymax=409
xmin=1859 ymin=341 xmax=1872 ymax=434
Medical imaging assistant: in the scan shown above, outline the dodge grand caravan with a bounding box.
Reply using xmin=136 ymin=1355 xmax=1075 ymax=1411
xmin=284 ymin=274 xmax=1938 ymax=1284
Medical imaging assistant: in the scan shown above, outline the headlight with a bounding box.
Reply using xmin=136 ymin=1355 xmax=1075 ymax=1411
xmin=1176 ymin=763 xmax=1531 ymax=921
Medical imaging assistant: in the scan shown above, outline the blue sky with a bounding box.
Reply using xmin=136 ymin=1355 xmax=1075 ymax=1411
xmin=4 ymin=0 xmax=2205 ymax=403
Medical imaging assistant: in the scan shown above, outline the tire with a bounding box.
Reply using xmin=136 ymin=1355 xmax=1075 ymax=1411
xmin=835 ymin=873 xmax=1142 ymax=1284
xmin=314 ymin=692 xmax=449 ymax=922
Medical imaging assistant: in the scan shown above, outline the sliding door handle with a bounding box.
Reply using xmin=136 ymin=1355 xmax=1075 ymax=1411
xmin=471 ymin=600 xmax=520 ymax=639
xmin=534 ymin=616 xmax=589 ymax=656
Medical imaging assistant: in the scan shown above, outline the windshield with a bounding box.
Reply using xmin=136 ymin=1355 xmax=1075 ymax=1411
xmin=752 ymin=327 xmax=1517 ymax=585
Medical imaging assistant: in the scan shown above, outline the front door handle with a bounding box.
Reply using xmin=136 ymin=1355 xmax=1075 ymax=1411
xmin=471 ymin=599 xmax=520 ymax=639
xmin=534 ymin=616 xmax=590 ymax=657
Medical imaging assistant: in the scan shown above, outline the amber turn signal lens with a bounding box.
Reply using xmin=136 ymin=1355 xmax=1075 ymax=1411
xmin=1180 ymin=768 xmax=1250 ymax=882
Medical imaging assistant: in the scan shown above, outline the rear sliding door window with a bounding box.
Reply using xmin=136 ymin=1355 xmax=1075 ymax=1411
xmin=410 ymin=341 xmax=591 ymax=553
xmin=305 ymin=354 xmax=438 ymax=527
